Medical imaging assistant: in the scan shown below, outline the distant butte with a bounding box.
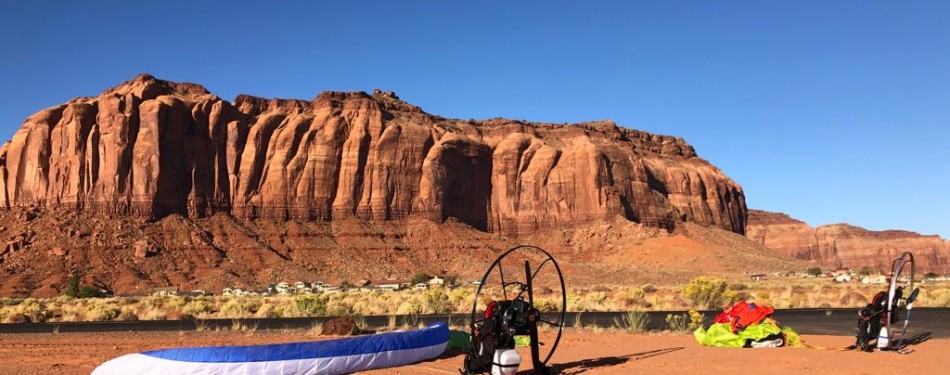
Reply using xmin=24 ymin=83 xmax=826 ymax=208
xmin=746 ymin=209 xmax=950 ymax=273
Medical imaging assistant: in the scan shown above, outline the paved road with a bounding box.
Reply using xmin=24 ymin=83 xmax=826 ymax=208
xmin=2 ymin=308 xmax=947 ymax=338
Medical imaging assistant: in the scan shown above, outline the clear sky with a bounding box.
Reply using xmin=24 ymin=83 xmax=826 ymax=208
xmin=1 ymin=1 xmax=947 ymax=237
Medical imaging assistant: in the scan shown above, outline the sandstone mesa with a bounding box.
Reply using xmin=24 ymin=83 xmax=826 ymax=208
xmin=0 ymin=74 xmax=746 ymax=236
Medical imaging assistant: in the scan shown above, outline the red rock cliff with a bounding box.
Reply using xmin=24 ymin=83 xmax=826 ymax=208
xmin=0 ymin=75 xmax=747 ymax=236
xmin=747 ymin=210 xmax=950 ymax=273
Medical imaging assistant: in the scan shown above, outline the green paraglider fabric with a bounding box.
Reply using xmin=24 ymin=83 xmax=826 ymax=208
xmin=694 ymin=320 xmax=800 ymax=348
xmin=448 ymin=330 xmax=471 ymax=350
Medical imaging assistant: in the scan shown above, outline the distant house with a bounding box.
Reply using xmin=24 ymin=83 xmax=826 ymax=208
xmin=749 ymin=273 xmax=768 ymax=281
xmin=322 ymin=285 xmax=343 ymax=293
xmin=428 ymin=277 xmax=445 ymax=286
xmin=833 ymin=267 xmax=851 ymax=277
xmin=295 ymin=281 xmax=308 ymax=290
xmin=150 ymin=287 xmax=179 ymax=297
xmin=834 ymin=274 xmax=853 ymax=283
xmin=371 ymin=279 xmax=410 ymax=291
xmin=414 ymin=283 xmax=429 ymax=290
xmin=275 ymin=282 xmax=293 ymax=294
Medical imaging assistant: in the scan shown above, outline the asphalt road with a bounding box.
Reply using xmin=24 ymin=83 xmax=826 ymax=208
xmin=2 ymin=308 xmax=947 ymax=338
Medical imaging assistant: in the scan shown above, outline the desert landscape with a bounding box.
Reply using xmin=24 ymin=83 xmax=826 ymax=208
xmin=3 ymin=2 xmax=950 ymax=375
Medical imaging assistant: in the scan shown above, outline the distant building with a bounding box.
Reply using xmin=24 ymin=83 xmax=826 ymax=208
xmin=749 ymin=273 xmax=768 ymax=281
xmin=371 ymin=279 xmax=410 ymax=291
xmin=428 ymin=277 xmax=445 ymax=286
xmin=834 ymin=274 xmax=853 ymax=283
xmin=414 ymin=283 xmax=429 ymax=290
xmin=150 ymin=287 xmax=179 ymax=297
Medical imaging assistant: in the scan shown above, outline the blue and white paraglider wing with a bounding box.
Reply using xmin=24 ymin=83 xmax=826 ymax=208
xmin=92 ymin=322 xmax=449 ymax=375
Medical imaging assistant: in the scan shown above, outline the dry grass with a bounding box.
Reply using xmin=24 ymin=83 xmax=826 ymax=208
xmin=1 ymin=279 xmax=947 ymax=323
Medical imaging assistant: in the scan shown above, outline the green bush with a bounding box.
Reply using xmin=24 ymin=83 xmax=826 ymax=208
xmin=683 ymin=277 xmax=732 ymax=309
xmin=294 ymin=295 xmax=328 ymax=317
xmin=422 ymin=288 xmax=452 ymax=314
xmin=411 ymin=273 xmax=433 ymax=285
xmin=687 ymin=310 xmax=704 ymax=331
xmin=806 ymin=267 xmax=823 ymax=277
xmin=78 ymin=286 xmax=106 ymax=298
xmin=614 ymin=310 xmax=650 ymax=333
xmin=665 ymin=313 xmax=688 ymax=332
xmin=62 ymin=274 xmax=80 ymax=298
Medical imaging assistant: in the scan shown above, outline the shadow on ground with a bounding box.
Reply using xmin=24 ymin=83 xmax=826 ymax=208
xmin=550 ymin=347 xmax=684 ymax=375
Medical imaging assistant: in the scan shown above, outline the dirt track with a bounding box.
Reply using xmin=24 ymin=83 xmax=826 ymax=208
xmin=1 ymin=329 xmax=945 ymax=375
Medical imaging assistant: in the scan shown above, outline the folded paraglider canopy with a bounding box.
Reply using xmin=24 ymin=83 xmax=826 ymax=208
xmin=92 ymin=322 xmax=449 ymax=375
xmin=694 ymin=301 xmax=800 ymax=348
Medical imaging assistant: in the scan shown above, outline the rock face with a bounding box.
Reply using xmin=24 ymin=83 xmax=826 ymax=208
xmin=0 ymin=74 xmax=746 ymax=236
xmin=747 ymin=210 xmax=950 ymax=273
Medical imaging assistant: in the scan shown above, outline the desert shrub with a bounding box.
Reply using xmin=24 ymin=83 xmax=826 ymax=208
xmin=1 ymin=298 xmax=48 ymax=323
xmin=326 ymin=299 xmax=353 ymax=316
xmin=254 ymin=303 xmax=278 ymax=318
xmin=534 ymin=298 xmax=561 ymax=312
xmin=683 ymin=277 xmax=732 ymax=309
xmin=116 ymin=307 xmax=138 ymax=321
xmin=448 ymin=287 xmax=472 ymax=312
xmin=396 ymin=298 xmax=424 ymax=315
xmin=219 ymin=298 xmax=260 ymax=318
xmin=411 ymin=273 xmax=433 ymax=285
xmin=567 ymin=293 xmax=584 ymax=312
xmin=578 ymin=291 xmax=608 ymax=311
xmin=84 ymin=302 xmax=120 ymax=321
xmin=806 ymin=267 xmax=823 ymax=277
xmin=728 ymin=283 xmax=748 ymax=291
xmin=665 ymin=313 xmax=689 ymax=332
xmin=443 ymin=275 xmax=458 ymax=285
xmin=928 ymin=289 xmax=950 ymax=307
xmin=78 ymin=286 xmax=106 ymax=298
xmin=858 ymin=267 xmax=874 ymax=276
xmin=614 ymin=310 xmax=649 ymax=333
xmin=615 ymin=287 xmax=648 ymax=309
xmin=687 ymin=310 xmax=704 ymax=331
xmin=924 ymin=272 xmax=939 ymax=280
xmin=183 ymin=300 xmax=211 ymax=317
xmin=422 ymin=288 xmax=452 ymax=314
xmin=642 ymin=284 xmax=658 ymax=293
xmin=62 ymin=274 xmax=80 ymax=298
xmin=839 ymin=291 xmax=867 ymax=307
xmin=294 ymin=295 xmax=327 ymax=317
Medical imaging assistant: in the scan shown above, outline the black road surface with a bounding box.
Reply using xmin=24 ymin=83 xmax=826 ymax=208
xmin=2 ymin=308 xmax=947 ymax=338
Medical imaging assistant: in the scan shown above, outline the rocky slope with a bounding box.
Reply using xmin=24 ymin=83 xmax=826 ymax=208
xmin=746 ymin=210 xmax=950 ymax=273
xmin=0 ymin=207 xmax=798 ymax=297
xmin=0 ymin=74 xmax=746 ymax=236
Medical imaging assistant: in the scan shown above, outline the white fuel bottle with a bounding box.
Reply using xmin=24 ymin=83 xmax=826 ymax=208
xmin=877 ymin=325 xmax=890 ymax=349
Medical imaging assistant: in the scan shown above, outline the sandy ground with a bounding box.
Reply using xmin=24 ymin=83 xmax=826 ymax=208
xmin=0 ymin=329 xmax=945 ymax=375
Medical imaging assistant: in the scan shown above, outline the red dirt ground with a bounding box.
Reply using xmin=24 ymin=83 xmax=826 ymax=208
xmin=0 ymin=329 xmax=943 ymax=375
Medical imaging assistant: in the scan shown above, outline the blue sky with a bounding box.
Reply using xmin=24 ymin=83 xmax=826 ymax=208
xmin=1 ymin=1 xmax=947 ymax=237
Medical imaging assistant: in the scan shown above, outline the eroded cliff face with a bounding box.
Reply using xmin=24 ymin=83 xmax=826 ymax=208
xmin=747 ymin=210 xmax=950 ymax=273
xmin=0 ymin=74 xmax=746 ymax=236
